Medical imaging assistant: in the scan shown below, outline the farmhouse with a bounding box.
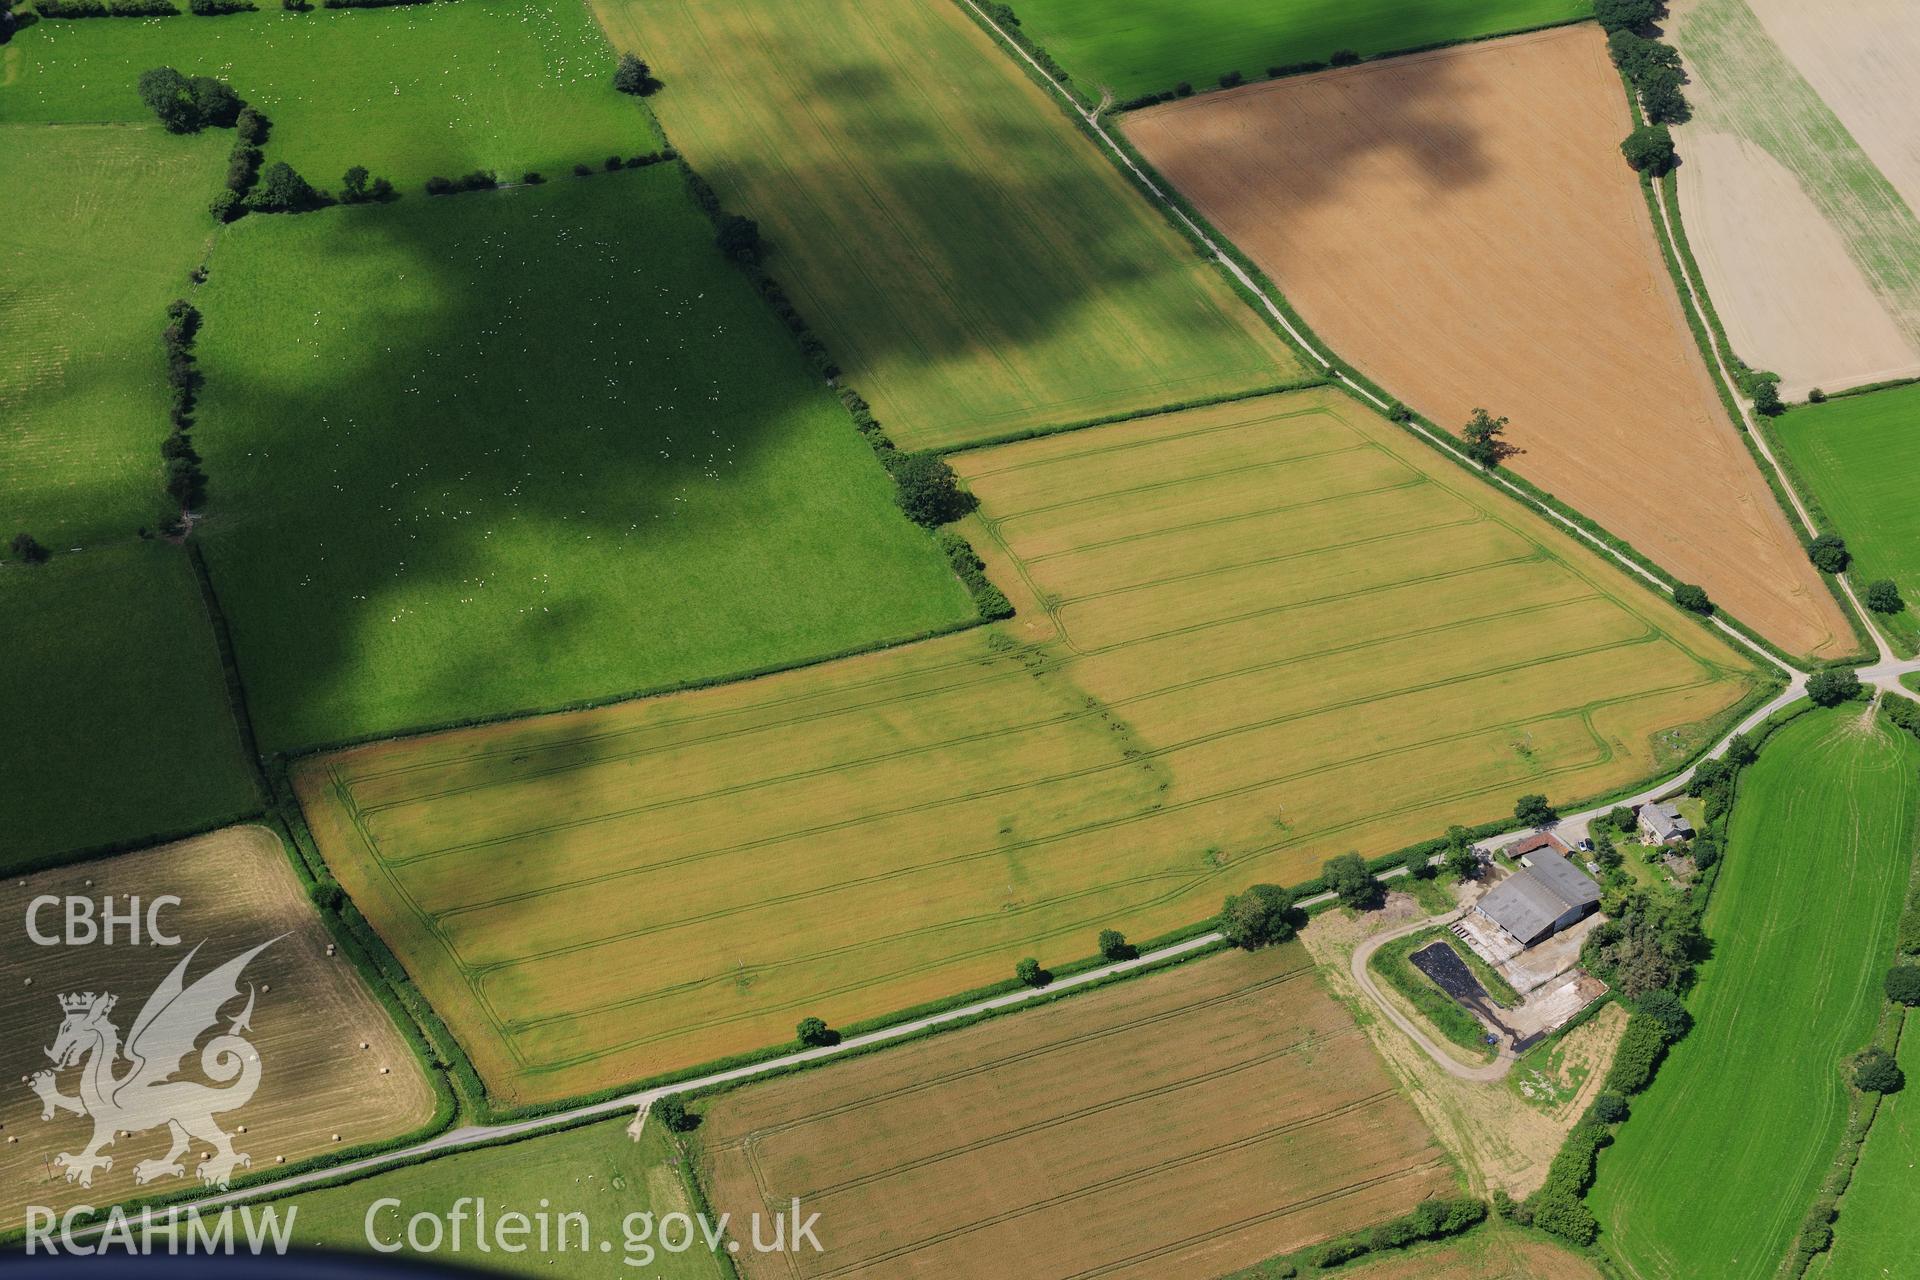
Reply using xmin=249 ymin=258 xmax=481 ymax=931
xmin=1474 ymin=848 xmax=1602 ymax=946
xmin=1639 ymin=801 xmax=1695 ymax=845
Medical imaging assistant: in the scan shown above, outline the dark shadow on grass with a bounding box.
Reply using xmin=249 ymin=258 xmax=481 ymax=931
xmin=665 ymin=31 xmax=1491 ymax=381
xmin=188 ymin=168 xmax=959 ymax=752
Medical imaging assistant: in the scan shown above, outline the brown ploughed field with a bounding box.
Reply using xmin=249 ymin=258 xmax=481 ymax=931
xmin=1124 ymin=25 xmax=1850 ymax=660
xmin=695 ymin=945 xmax=1454 ymax=1280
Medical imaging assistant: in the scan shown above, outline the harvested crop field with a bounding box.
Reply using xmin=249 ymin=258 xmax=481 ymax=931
xmin=0 ymin=826 xmax=436 ymax=1229
xmin=1124 ymin=25 xmax=1850 ymax=660
xmin=1770 ymin=383 xmax=1920 ymax=653
xmin=695 ymin=946 xmax=1454 ymax=1280
xmin=1669 ymin=0 xmax=1920 ymax=397
xmin=589 ymin=0 xmax=1300 ymax=450
xmin=1589 ymin=708 xmax=1920 ymax=1278
xmin=295 ymin=388 xmax=1757 ymax=1104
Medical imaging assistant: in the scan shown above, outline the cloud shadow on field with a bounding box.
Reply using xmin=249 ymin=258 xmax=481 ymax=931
xmin=664 ymin=37 xmax=1493 ymax=389
xmin=187 ymin=167 xmax=969 ymax=753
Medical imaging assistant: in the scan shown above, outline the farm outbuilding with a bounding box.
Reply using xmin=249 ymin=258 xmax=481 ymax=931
xmin=1474 ymin=849 xmax=1602 ymax=946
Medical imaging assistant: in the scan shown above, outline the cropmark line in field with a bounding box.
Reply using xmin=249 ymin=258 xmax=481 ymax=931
xmin=297 ymin=390 xmax=1761 ymax=1097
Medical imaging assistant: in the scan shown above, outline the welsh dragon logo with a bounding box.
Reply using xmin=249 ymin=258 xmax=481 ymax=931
xmin=27 ymin=939 xmax=278 ymax=1190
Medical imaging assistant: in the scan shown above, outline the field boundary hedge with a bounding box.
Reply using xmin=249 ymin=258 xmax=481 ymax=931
xmin=1101 ymin=14 xmax=1598 ymax=112
xmin=937 ymin=377 xmax=1329 ymax=456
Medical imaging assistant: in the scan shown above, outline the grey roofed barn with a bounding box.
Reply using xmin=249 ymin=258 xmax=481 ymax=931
xmin=1523 ymin=848 xmax=1601 ymax=911
xmin=1474 ymin=848 xmax=1602 ymax=945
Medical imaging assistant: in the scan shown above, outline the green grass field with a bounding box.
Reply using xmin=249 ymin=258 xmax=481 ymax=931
xmin=0 ymin=1 xmax=653 ymax=187
xmin=0 ymin=543 xmax=259 ymax=870
xmin=592 ymin=0 xmax=1300 ymax=450
xmin=191 ymin=167 xmax=972 ymax=750
xmin=1813 ymin=1017 xmax=1920 ymax=1279
xmin=0 ymin=122 xmax=223 ymax=544
xmin=1589 ymin=708 xmax=1920 ymax=1279
xmin=1009 ymin=0 xmax=1591 ymax=102
xmin=1773 ymin=384 xmax=1920 ymax=652
xmin=279 ymin=1119 xmax=726 ymax=1279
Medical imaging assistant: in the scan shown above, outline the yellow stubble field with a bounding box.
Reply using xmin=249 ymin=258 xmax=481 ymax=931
xmin=296 ymin=388 xmax=1758 ymax=1105
xmin=696 ymin=945 xmax=1454 ymax=1280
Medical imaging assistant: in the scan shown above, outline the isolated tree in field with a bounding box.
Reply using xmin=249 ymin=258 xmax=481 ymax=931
xmin=1514 ymin=794 xmax=1556 ymax=827
xmin=795 ymin=1016 xmax=836 ymax=1048
xmin=1461 ymin=408 xmax=1513 ymax=468
xmin=1866 ymin=579 xmax=1904 ymax=613
xmin=1855 ymin=1047 xmax=1905 ymax=1094
xmin=1620 ymin=124 xmax=1676 ymax=175
xmin=715 ymin=213 xmax=761 ymax=262
xmin=138 ymin=67 xmax=202 ymax=132
xmin=1805 ymin=532 xmax=1850 ymax=573
xmin=1097 ymin=929 xmax=1133 ymax=962
xmin=1323 ymin=853 xmax=1379 ymax=911
xmin=1594 ymin=0 xmax=1659 ymax=34
xmin=10 ymin=532 xmax=50 ymax=565
xmin=612 ymin=51 xmax=657 ymax=96
xmin=1219 ymin=883 xmax=1297 ymax=949
xmin=1015 ymin=956 xmax=1048 ymax=987
xmin=891 ymin=452 xmax=975 ymax=527
xmin=652 ymin=1094 xmax=696 ymax=1132
xmin=340 ymin=165 xmax=370 ymax=203
xmin=1636 ymin=65 xmax=1688 ymax=125
xmin=1885 ymin=965 xmax=1920 ymax=1006
xmin=1671 ymin=582 xmax=1711 ymax=615
xmin=1806 ymin=667 xmax=1861 ymax=707
xmin=1443 ymin=825 xmax=1479 ymax=882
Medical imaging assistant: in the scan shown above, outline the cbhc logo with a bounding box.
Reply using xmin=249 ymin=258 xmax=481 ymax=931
xmin=25 ymin=896 xmax=182 ymax=946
